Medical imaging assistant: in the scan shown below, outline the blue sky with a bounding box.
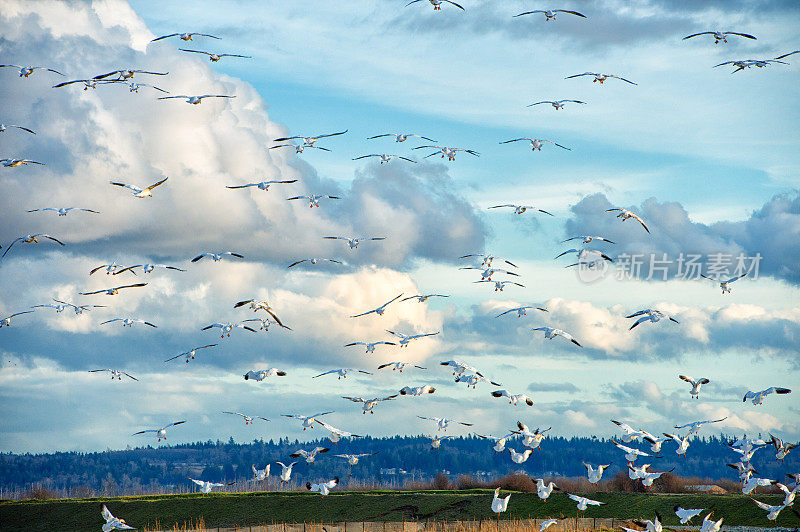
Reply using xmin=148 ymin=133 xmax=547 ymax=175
xmin=0 ymin=0 xmax=798 ymax=454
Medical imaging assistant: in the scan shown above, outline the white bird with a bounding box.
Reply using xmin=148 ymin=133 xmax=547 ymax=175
xmin=742 ymin=477 xmax=775 ymax=495
xmin=93 ymin=69 xmax=168 ymax=81
xmin=399 ymin=385 xmax=436 ymax=396
xmin=785 ymin=473 xmax=800 ymax=490
xmin=459 ymin=253 xmax=518 ymax=269
xmin=158 ymin=94 xmax=235 ymax=105
xmin=201 ymin=322 xmax=257 ymax=338
xmin=514 ymin=423 xmax=551 ymax=450
xmin=306 ymin=477 xmax=339 ymax=497
xmin=699 ymin=512 xmax=723 ymax=532
xmin=151 ymin=32 xmax=220 ymax=42
xmin=276 ymin=461 xmax=298 ymax=483
xmin=314 ymin=368 xmax=373 ymax=379
xmin=714 ymin=59 xmax=788 ymax=73
xmin=0 ymin=64 xmax=64 ymax=77
xmin=488 ymin=204 xmax=553 ymax=216
xmin=343 ymin=396 xmax=398 ymax=414
xmin=324 ymin=236 xmax=386 ymax=249
xmin=367 ymin=133 xmax=436 ymax=143
xmin=352 ymin=154 xmax=416 ymax=164
xmin=314 ymin=419 xmax=363 ymax=444
xmin=610 ymin=420 xmax=646 ymax=443
xmin=533 ymin=327 xmax=582 ymax=347
xmin=440 ymin=359 xmax=480 ymax=377
xmin=583 ymin=462 xmax=611 ymax=484
xmin=727 ymin=461 xmax=758 ymax=481
xmin=290 ymin=446 xmax=330 ymax=464
xmin=770 ymin=434 xmax=797 ymax=462
xmin=351 ymin=294 xmax=404 ymax=318
xmin=89 ymin=369 xmax=138 ymax=381
xmin=3 ymin=234 xmax=64 ymax=258
xmin=79 ymin=284 xmax=147 ymax=296
xmin=514 ymin=9 xmax=587 ymax=20
xmin=540 ymin=519 xmax=558 ymax=531
xmin=227 ymin=179 xmax=298 ymax=191
xmin=335 ymin=453 xmax=377 ymax=466
xmin=132 ymin=421 xmax=186 ymax=442
xmin=100 ymin=318 xmax=157 ymax=328
xmin=222 ymin=411 xmax=269 ymax=425
xmin=429 ymin=434 xmax=454 ymax=449
xmin=243 ymin=368 xmax=287 ymax=381
xmin=626 ymin=309 xmax=679 ymax=330
xmin=476 ymin=433 xmax=516 ymax=454
xmin=113 ymin=264 xmax=186 ymax=275
xmin=414 ymin=145 xmax=479 ymax=161
xmin=179 ymin=49 xmax=251 ymax=62
xmin=700 ymin=273 xmax=746 ymax=294
xmin=565 ymin=72 xmax=637 ymax=85
xmin=27 ymin=207 xmax=98 ymax=216
xmin=52 ymin=78 xmax=115 ymax=90
xmin=252 ymin=464 xmax=270 ymax=481
xmin=508 ymin=447 xmax=533 ymax=464
xmin=674 ymin=417 xmax=727 ymax=436
xmin=405 ymin=0 xmax=465 ymax=11
xmin=1 ymin=158 xmax=45 ymax=169
xmin=534 ymin=479 xmax=560 ymax=501
xmin=109 ymin=177 xmax=168 ymax=198
xmin=286 ymin=194 xmax=341 ymax=208
xmin=563 ymin=235 xmax=615 ymax=244
xmin=528 ymin=99 xmax=586 ymax=110
xmin=233 ymin=299 xmax=290 ymax=328
xmin=418 ymin=416 xmax=474 ymax=432
xmin=683 ymin=31 xmax=756 ymax=44
xmin=662 ymin=433 xmax=691 ymax=456
xmin=124 ymin=82 xmax=168 ymax=93
xmin=674 ymin=506 xmax=705 ymax=525
xmin=270 ymin=142 xmax=330 ymax=154
xmin=455 ymin=373 xmax=501 ymax=388
xmin=30 ymin=302 xmax=70 ymax=313
xmin=679 ymin=375 xmax=710 ymax=398
xmin=346 ymin=341 xmax=397 ymax=354
xmin=496 ymin=306 xmax=548 ymax=318
xmin=606 ymin=208 xmax=650 ymax=233
xmin=500 ymin=137 xmax=571 ymax=152
xmin=274 ymin=130 xmax=347 ymax=148
xmin=401 ymin=294 xmax=449 ymax=303
xmin=611 ymin=440 xmax=652 ymax=464
xmin=639 ymin=468 xmax=674 ymax=487
xmin=191 ymin=251 xmax=244 ymax=262
xmin=635 ymin=513 xmax=664 ymax=532
xmin=776 ymin=482 xmax=797 ymax=506
xmin=751 ymin=498 xmax=791 ymax=521
xmin=568 ymin=494 xmax=605 ymax=512
xmin=491 ymin=488 xmax=511 ymax=514
xmin=461 ymin=266 xmax=521 ymax=281
xmin=476 ymin=280 xmax=526 ymax=292
xmin=288 ymin=257 xmax=343 ymax=268
xmin=743 ymin=386 xmax=792 ymax=405
xmin=386 ymin=329 xmax=439 ymax=347
xmin=282 ymin=412 xmax=334 ymax=430
xmin=642 ymin=433 xmax=667 ymax=453
xmin=0 ymin=123 xmax=35 ymax=135
xmin=52 ymin=300 xmax=105 ymax=315
xmin=90 ymin=263 xmax=124 ymax=276
xmin=378 ymin=361 xmax=426 ymax=372
xmin=555 ymin=248 xmax=613 ymax=266
xmin=189 ymin=477 xmax=233 ymax=494
xmin=491 ymin=390 xmax=534 ymax=406
xmin=101 ymin=505 xmax=135 ymax=531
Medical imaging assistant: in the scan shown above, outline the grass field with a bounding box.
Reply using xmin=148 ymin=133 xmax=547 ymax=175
xmin=0 ymin=490 xmax=794 ymax=531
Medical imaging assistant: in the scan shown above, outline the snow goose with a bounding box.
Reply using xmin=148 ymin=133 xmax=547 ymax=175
xmin=0 ymin=123 xmax=35 ymax=135
xmin=742 ymin=477 xmax=776 ymax=495
xmin=401 ymin=294 xmax=449 ymax=303
xmin=683 ymin=31 xmax=756 ymax=44
xmin=508 ymin=447 xmax=533 ymax=464
xmin=399 ymin=385 xmax=436 ymax=396
xmin=496 ymin=306 xmax=548 ymax=318
xmin=491 ymin=390 xmax=534 ymax=406
xmin=488 ymin=204 xmax=553 ymax=216
xmin=291 ymin=446 xmax=330 ymax=464
xmin=674 ymin=417 xmax=727 ymax=436
xmin=386 ymin=329 xmax=439 ymax=347
xmin=192 ymin=251 xmax=244 ymax=262
xmin=606 ymin=208 xmax=649 ymax=233
xmin=611 ymin=440 xmax=652 ymax=464
xmin=514 ymin=9 xmax=586 ymax=20
xmin=528 ymin=99 xmax=586 ymax=110
xmin=1 ymin=158 xmax=45 ymax=168
xmin=243 ymin=318 xmax=283 ymax=333
xmin=460 ymin=253 xmax=518 ymax=269
xmin=346 ymin=341 xmax=397 ymax=354
xmin=335 ymin=453 xmax=377 ymax=466
xmin=534 ymin=479 xmax=560 ymax=501
xmin=454 ymin=373 xmax=501 ymax=389
xmin=109 ymin=177 xmax=168 ymax=198
xmin=343 ymin=395 xmax=398 ymax=414
xmin=563 ymin=235 xmax=615 ymax=244
xmin=461 ymin=266 xmax=520 ymax=281
xmin=179 ymin=49 xmax=251 ymax=62
xmin=27 ymin=207 xmax=98 ymax=216
xmin=378 ymin=361 xmax=426 ymax=372
xmin=274 ymin=130 xmax=348 ymax=148
xmin=189 ymin=477 xmax=234 ymax=494
xmin=151 ymin=32 xmax=220 ymax=42
xmin=351 ymin=294 xmax=404 ymax=318
xmin=79 ymin=283 xmax=147 ymax=296
xmin=627 ymin=463 xmax=650 ymax=480
xmin=324 ymin=235 xmax=386 ymax=249
xmin=626 ymin=309 xmax=679 ymax=330
xmin=500 ymin=138 xmax=571 ymax=152
xmin=158 ymin=94 xmax=235 ymax=105
xmin=252 ymin=464 xmax=270 ymax=481
xmin=288 ymin=258 xmax=343 ymax=268
xmin=243 ymin=368 xmax=287 ymax=381
xmin=413 ymin=145 xmax=479 ymax=161
xmin=93 ymin=69 xmax=168 ymax=81
xmin=3 ymin=234 xmax=64 ymax=258
xmin=132 ymin=421 xmax=186 ymax=442
xmin=270 ymin=142 xmax=329 ymax=154
xmin=662 ymin=433 xmax=691 ymax=456
xmin=476 ymin=433 xmax=516 ymax=454
xmin=674 ymin=506 xmax=704 ymax=525
xmin=440 ymin=360 xmax=479 ymax=377
xmin=743 ymin=386 xmax=791 ymax=405
xmin=640 ymin=468 xmax=674 ymax=487
xmin=700 ymin=273 xmax=746 ymax=294
xmin=227 ymin=179 xmax=297 ymax=191
xmin=565 ymin=72 xmax=637 ymax=85
xmin=429 ymin=435 xmax=454 ymax=449
xmin=201 ymin=322 xmax=257 ymax=338
xmin=307 ymin=477 xmax=339 ymax=497
xmin=532 ymin=327 xmax=582 ymax=347
xmin=568 ymin=494 xmax=605 ymax=513
xmin=418 ymin=416 xmax=473 ymax=431
xmin=314 ymin=368 xmax=373 ymax=379
xmin=234 ymin=299 xmax=290 ymax=329
xmin=514 ymin=423 xmax=550 ymax=450
xmin=114 ymin=263 xmax=186 ymax=275
xmin=368 ymin=133 xmax=436 ymax=142
xmin=476 ymin=280 xmax=526 ymax=292
xmin=540 ymin=519 xmax=558 ymax=531
xmin=100 ymin=317 xmax=156 ymax=328
xmin=89 ymin=369 xmax=138 ymax=381
xmin=0 ymin=64 xmax=64 ymax=77
xmin=52 ymin=78 xmax=115 ymax=90
xmin=775 ymin=482 xmax=797 ymax=506
xmin=101 ymin=505 xmax=135 ymax=531
xmin=315 ymin=419 xmax=362 ymax=444
xmin=286 ymin=194 xmax=341 ymax=208
xmin=583 ymin=463 xmax=611 ymax=484
xmin=164 ymin=344 xmax=217 ymax=363
xmin=769 ymin=435 xmax=796 ymax=462
xmin=406 ymin=0 xmax=465 ymax=11
xmin=642 ymin=433 xmax=667 ymax=453
xmin=277 ymin=461 xmax=298 ymax=483
xmin=751 ymin=498 xmax=792 ymax=521
xmin=634 ymin=512 xmax=664 ymax=532
xmin=492 ymin=488 xmax=511 ymax=514
xmin=679 ymin=375 xmax=709 ymax=399
xmin=699 ymin=512 xmax=723 ymax=532
xmin=222 ymin=411 xmax=269 ymax=425
xmin=282 ymin=412 xmax=334 ymax=430
xmin=353 ymin=154 xmax=416 ymax=164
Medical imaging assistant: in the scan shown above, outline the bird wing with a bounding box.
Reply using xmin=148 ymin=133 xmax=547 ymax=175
xmin=682 ymin=32 xmax=715 ymax=40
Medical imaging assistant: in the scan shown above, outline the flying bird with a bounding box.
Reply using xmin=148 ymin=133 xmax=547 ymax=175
xmin=313 ymin=368 xmax=373 ymax=379
xmin=274 ymin=130 xmax=347 ymax=148
xmin=491 ymin=488 xmax=511 ymax=514
xmin=491 ymin=390 xmax=534 ymax=406
xmin=252 ymin=464 xmax=270 ymax=481
xmin=314 ymin=419 xmax=362 ymax=444
xmin=500 ymin=138 xmax=571 ymax=151
xmin=405 ymin=0 xmax=465 ymax=11
xmin=402 ymin=294 xmax=449 ymax=303
xmin=288 ymin=258 xmax=343 ymax=268
xmin=565 ymin=72 xmax=637 ymax=85
xmin=606 ymin=208 xmax=650 ymax=233
xmin=751 ymin=498 xmax=793 ymax=521
xmin=0 ymin=64 xmax=64 ymax=77
xmin=513 ymin=423 xmax=551 ymax=449
xmin=346 ymin=341 xmax=397 ymax=354
xmin=568 ymin=494 xmax=605 ymax=512
xmin=514 ymin=9 xmax=587 ymax=20
xmin=679 ymin=375 xmax=710 ymax=399
xmin=626 ymin=309 xmax=679 ymax=330
xmin=109 ymin=177 xmax=168 ymax=198
xmin=459 ymin=253 xmax=517 ymax=268
xmin=455 ymin=373 xmax=501 ymax=388
xmin=151 ymin=32 xmax=221 ymax=42
xmin=276 ymin=461 xmax=298 ymax=483
xmin=89 ymin=369 xmax=138 ymax=381
xmin=234 ymin=299 xmax=290 ymax=329
xmin=306 ymin=478 xmax=339 ymax=497
xmin=700 ymin=273 xmax=746 ymax=294
xmin=93 ymin=69 xmax=168 ymax=81
xmin=335 ymin=453 xmax=377 ymax=466
xmin=674 ymin=507 xmax=705 ymax=525
xmin=528 ymin=100 xmax=586 ymax=110
xmin=113 ymin=263 xmax=185 ymax=275
xmin=201 ymin=322 xmax=256 ymax=338
xmin=399 ymin=385 xmax=436 ymax=396
xmin=342 ymin=396 xmax=398 ymax=414
xmin=352 ymin=154 xmax=416 ymax=164
xmin=179 ymin=49 xmax=251 ymax=61
xmin=291 ymin=446 xmax=330 ymax=464
xmin=100 ymin=318 xmax=156 ymax=328
xmin=583 ymin=463 xmax=611 ymax=484
xmin=191 ymin=251 xmax=244 ymax=262
xmin=270 ymin=142 xmax=329 ymax=154
xmin=367 ymin=133 xmax=436 ymax=142
xmin=417 ymin=416 xmax=473 ymax=431
xmin=101 ymin=505 xmax=136 ymax=531
xmin=286 ymin=194 xmax=341 ymax=208
xmin=27 ymin=207 xmax=99 ymax=216
xmin=508 ymin=447 xmax=533 ymax=464
xmin=226 ymin=179 xmax=297 ymax=191
xmin=158 ymin=94 xmax=235 ymax=105
xmin=743 ymin=386 xmax=791 ymax=405
xmin=534 ymin=479 xmax=560 ymax=501
xmin=496 ymin=306 xmax=548 ymax=318
xmin=413 ymin=145 xmax=478 ymax=161
xmin=164 ymin=344 xmax=218 ymax=363
xmin=378 ymin=361 xmax=426 ymax=372
xmin=124 ymin=81 xmax=169 ymax=93
xmin=222 ymin=411 xmax=269 ymax=425
xmin=132 ymin=421 xmax=186 ymax=442
xmin=243 ymin=368 xmax=287 ymax=381
xmin=324 ymin=236 xmax=386 ymax=249
xmin=488 ymin=204 xmax=553 ymax=215
xmin=2 ymin=234 xmax=64 ymax=258
xmin=351 ymin=294 xmax=404 ymax=317
xmin=79 ymin=283 xmax=147 ymax=296
xmin=282 ymin=411 xmax=334 ymax=430
xmin=386 ymin=329 xmax=439 ymax=347
xmin=683 ymin=31 xmax=756 ymax=44
xmin=476 ymin=280 xmax=526 ymax=292
xmin=0 ymin=123 xmax=35 ymax=135
xmin=532 ymin=327 xmax=582 ymax=347
xmin=1 ymin=158 xmax=45 ymax=167
xmin=769 ymin=434 xmax=797 ymax=462
xmin=188 ymin=477 xmax=234 ymax=494
xmin=563 ymin=235 xmax=615 ymax=244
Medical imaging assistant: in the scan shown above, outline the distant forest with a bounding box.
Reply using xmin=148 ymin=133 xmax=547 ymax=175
xmin=1 ymin=434 xmax=796 ymax=498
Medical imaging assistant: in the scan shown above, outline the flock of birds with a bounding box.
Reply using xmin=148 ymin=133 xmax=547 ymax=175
xmin=2 ymin=4 xmax=799 ymax=532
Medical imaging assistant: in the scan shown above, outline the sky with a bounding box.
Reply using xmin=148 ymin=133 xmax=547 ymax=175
xmin=0 ymin=0 xmax=798 ymax=454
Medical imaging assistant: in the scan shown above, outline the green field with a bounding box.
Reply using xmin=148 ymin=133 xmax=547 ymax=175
xmin=0 ymin=490 xmax=793 ymax=531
